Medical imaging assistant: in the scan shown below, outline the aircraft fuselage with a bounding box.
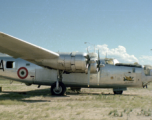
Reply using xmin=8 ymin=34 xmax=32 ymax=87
xmin=0 ymin=56 xmax=150 ymax=89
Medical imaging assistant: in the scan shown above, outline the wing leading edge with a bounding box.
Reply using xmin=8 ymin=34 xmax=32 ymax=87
xmin=0 ymin=32 xmax=59 ymax=61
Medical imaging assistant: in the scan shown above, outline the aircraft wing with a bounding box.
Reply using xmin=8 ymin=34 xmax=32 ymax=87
xmin=0 ymin=32 xmax=59 ymax=61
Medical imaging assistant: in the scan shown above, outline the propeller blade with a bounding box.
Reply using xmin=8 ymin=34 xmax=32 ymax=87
xmin=97 ymin=71 xmax=99 ymax=86
xmin=98 ymin=49 xmax=100 ymax=60
xmin=97 ymin=49 xmax=100 ymax=85
xmin=88 ymin=64 xmax=91 ymax=87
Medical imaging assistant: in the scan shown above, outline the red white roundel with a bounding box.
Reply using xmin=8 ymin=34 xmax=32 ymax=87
xmin=17 ymin=67 xmax=28 ymax=79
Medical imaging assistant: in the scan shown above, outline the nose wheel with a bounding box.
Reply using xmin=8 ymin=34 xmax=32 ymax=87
xmin=51 ymin=82 xmax=66 ymax=95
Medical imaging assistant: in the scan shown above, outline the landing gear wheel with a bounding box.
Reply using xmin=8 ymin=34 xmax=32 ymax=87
xmin=113 ymin=91 xmax=123 ymax=95
xmin=51 ymin=82 xmax=66 ymax=96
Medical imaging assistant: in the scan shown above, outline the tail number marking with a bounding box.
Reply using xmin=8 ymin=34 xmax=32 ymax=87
xmin=17 ymin=67 xmax=28 ymax=79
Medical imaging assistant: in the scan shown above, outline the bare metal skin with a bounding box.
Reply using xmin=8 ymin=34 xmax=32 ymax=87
xmin=0 ymin=32 xmax=151 ymax=95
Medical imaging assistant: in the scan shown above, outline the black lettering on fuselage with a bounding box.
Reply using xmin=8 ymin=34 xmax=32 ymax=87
xmin=0 ymin=60 xmax=4 ymax=71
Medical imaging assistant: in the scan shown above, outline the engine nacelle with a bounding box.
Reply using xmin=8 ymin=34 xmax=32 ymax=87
xmin=85 ymin=53 xmax=98 ymax=74
xmin=39 ymin=52 xmax=99 ymax=73
xmin=87 ymin=62 xmax=98 ymax=73
xmin=58 ymin=52 xmax=88 ymax=72
xmin=40 ymin=52 xmax=88 ymax=73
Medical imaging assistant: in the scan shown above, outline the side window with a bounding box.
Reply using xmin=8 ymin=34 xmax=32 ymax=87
xmin=6 ymin=61 xmax=15 ymax=68
xmin=26 ymin=63 xmax=30 ymax=66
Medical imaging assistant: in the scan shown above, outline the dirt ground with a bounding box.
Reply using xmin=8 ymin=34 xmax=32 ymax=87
xmin=0 ymin=80 xmax=152 ymax=120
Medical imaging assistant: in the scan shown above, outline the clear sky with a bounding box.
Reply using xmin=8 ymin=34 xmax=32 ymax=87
xmin=0 ymin=0 xmax=152 ymax=65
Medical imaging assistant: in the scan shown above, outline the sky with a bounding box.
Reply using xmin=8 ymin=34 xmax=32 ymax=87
xmin=0 ymin=0 xmax=152 ymax=65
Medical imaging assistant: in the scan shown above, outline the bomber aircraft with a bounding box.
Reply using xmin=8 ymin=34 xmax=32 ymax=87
xmin=0 ymin=32 xmax=152 ymax=95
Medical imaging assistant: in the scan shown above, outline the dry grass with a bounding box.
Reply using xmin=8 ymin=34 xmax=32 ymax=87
xmin=0 ymin=79 xmax=152 ymax=120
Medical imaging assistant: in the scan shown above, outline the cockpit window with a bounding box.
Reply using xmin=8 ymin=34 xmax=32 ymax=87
xmin=105 ymin=58 xmax=114 ymax=65
xmin=6 ymin=61 xmax=15 ymax=68
xmin=144 ymin=65 xmax=152 ymax=76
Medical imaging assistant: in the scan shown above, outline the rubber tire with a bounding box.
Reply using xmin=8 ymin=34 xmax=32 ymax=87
xmin=113 ymin=91 xmax=123 ymax=95
xmin=51 ymin=82 xmax=66 ymax=96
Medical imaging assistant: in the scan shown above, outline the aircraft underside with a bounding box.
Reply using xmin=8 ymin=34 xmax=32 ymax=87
xmin=0 ymin=64 xmax=143 ymax=96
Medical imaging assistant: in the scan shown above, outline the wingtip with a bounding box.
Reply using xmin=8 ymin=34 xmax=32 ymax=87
xmin=0 ymin=32 xmax=4 ymax=35
xmin=0 ymin=32 xmax=6 ymax=34
xmin=0 ymin=32 xmax=9 ymax=37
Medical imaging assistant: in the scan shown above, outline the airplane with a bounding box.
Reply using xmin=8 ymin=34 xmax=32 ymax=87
xmin=0 ymin=32 xmax=152 ymax=96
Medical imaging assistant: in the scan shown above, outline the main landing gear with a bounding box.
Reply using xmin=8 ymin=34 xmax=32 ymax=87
xmin=51 ymin=82 xmax=66 ymax=95
xmin=113 ymin=88 xmax=126 ymax=95
xmin=51 ymin=70 xmax=66 ymax=96
xmin=113 ymin=90 xmax=123 ymax=95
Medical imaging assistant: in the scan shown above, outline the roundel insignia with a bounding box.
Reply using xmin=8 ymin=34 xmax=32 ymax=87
xmin=17 ymin=67 xmax=28 ymax=79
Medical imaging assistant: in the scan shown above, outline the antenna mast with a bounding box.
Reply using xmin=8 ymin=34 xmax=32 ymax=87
xmin=84 ymin=42 xmax=95 ymax=53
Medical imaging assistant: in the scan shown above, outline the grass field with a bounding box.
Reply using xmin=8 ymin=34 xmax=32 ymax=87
xmin=0 ymin=79 xmax=152 ymax=120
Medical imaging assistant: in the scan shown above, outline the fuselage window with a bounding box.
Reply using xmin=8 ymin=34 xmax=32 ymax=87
xmin=6 ymin=61 xmax=15 ymax=68
xmin=26 ymin=63 xmax=30 ymax=66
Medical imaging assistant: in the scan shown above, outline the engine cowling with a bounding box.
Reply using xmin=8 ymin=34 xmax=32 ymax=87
xmin=85 ymin=52 xmax=98 ymax=74
xmin=58 ymin=52 xmax=88 ymax=72
xmin=39 ymin=52 xmax=99 ymax=73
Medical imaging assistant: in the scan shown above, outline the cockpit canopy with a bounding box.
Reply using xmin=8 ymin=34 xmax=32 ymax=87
xmin=144 ymin=65 xmax=152 ymax=76
xmin=100 ymin=58 xmax=119 ymax=65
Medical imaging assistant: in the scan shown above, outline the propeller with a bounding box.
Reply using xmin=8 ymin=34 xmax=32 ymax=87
xmin=87 ymin=50 xmax=105 ymax=87
xmin=97 ymin=50 xmax=100 ymax=86
xmin=87 ymin=53 xmax=96 ymax=87
xmin=88 ymin=63 xmax=91 ymax=87
xmin=87 ymin=50 xmax=101 ymax=87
